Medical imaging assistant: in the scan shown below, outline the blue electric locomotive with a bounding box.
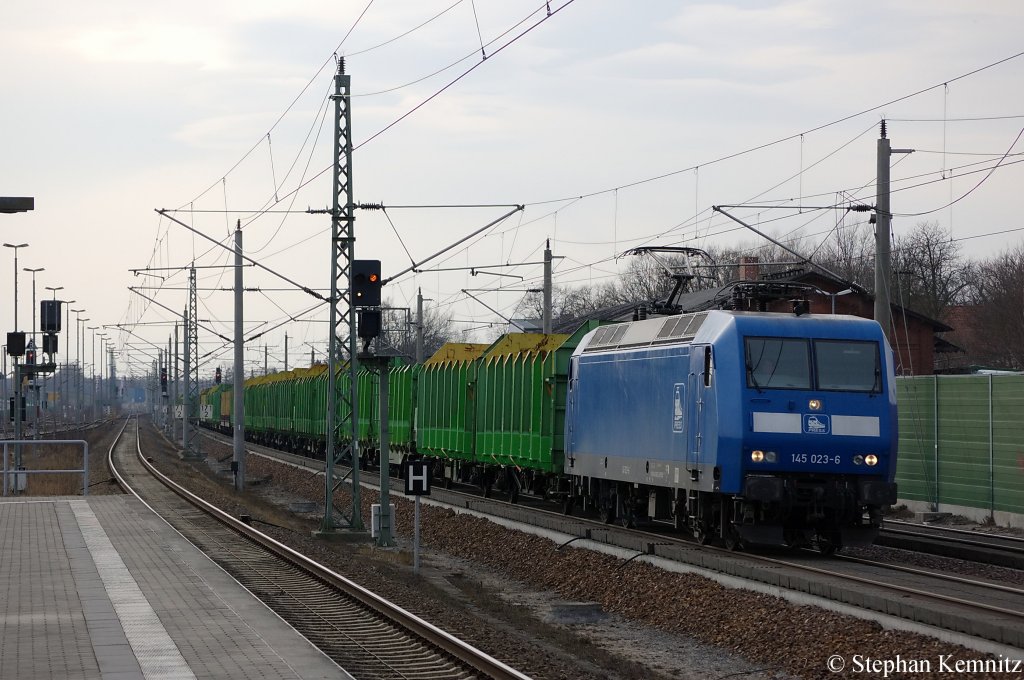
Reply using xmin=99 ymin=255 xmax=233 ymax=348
xmin=564 ymin=309 xmax=897 ymax=551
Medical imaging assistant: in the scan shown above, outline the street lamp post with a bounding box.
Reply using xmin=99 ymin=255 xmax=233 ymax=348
xmin=88 ymin=326 xmax=98 ymax=420
xmin=65 ymin=303 xmax=78 ymax=422
xmin=3 ymin=243 xmax=28 ymax=331
xmin=97 ymin=333 xmax=107 ymax=418
xmin=78 ymin=317 xmax=89 ymax=424
xmin=4 ymin=244 xmax=29 ymax=477
xmin=1 ymin=344 xmax=6 ymax=437
xmin=72 ymin=309 xmax=86 ymax=422
xmin=24 ymin=267 xmax=44 ymax=341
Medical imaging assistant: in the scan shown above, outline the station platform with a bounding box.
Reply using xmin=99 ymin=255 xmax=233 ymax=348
xmin=0 ymin=495 xmax=351 ymax=680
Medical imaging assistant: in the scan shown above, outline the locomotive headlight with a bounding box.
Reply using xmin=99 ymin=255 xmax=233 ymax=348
xmin=853 ymin=455 xmax=864 ymax=465
xmin=764 ymin=451 xmax=777 ymax=463
xmin=751 ymin=450 xmax=764 ymax=463
xmin=865 ymin=454 xmax=878 ymax=466
xmin=808 ymin=399 xmax=822 ymax=411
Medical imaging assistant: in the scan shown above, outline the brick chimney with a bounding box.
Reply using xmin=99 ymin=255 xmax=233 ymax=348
xmin=738 ymin=256 xmax=760 ymax=281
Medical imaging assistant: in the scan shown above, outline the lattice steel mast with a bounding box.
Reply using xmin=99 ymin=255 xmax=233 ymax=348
xmin=184 ymin=264 xmax=201 ymax=458
xmin=320 ymin=58 xmax=363 ymax=532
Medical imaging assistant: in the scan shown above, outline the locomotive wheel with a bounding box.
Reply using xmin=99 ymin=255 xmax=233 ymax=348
xmin=816 ymin=531 xmax=842 ymax=556
xmin=562 ymin=495 xmax=575 ymax=516
xmin=695 ymin=526 xmax=712 ymax=545
xmin=599 ymin=498 xmax=616 ymax=524
xmin=724 ymin=529 xmax=744 ymax=552
xmin=506 ymin=469 xmax=520 ymax=504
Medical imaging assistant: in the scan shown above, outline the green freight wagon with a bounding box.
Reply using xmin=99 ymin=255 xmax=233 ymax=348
xmin=356 ymin=357 xmax=414 ymax=469
xmin=417 ymin=344 xmax=490 ymax=478
xmin=292 ymin=364 xmax=328 ymax=455
xmin=474 ymin=321 xmax=602 ymax=501
xmin=243 ymin=374 xmax=268 ymax=440
xmin=259 ymin=370 xmax=296 ymax=450
xmin=388 ymin=361 xmax=417 ymax=458
xmin=357 ymin=363 xmax=378 ymax=450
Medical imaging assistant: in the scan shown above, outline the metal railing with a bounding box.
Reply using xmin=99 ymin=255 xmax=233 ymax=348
xmin=2 ymin=439 xmax=89 ymax=496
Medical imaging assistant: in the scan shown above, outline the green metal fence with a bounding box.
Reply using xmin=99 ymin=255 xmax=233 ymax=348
xmin=896 ymin=375 xmax=1024 ymax=518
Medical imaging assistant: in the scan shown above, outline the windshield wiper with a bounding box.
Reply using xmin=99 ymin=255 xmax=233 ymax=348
xmin=747 ymin=362 xmax=763 ymax=394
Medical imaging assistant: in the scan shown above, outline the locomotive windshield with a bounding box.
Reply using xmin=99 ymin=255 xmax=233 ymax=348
xmin=815 ymin=340 xmax=880 ymax=392
xmin=745 ymin=338 xmax=811 ymax=390
xmin=745 ymin=337 xmax=881 ymax=393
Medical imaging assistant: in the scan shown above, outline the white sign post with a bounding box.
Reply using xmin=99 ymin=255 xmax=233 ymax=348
xmin=403 ymin=460 xmax=431 ymax=575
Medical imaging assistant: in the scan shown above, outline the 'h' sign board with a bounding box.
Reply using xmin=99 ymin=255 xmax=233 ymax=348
xmin=404 ymin=460 xmax=432 ymax=496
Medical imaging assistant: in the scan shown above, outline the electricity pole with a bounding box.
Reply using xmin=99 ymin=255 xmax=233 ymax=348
xmin=873 ymin=120 xmax=913 ymax=344
xmin=543 ymin=240 xmax=553 ymax=334
xmin=415 ymin=289 xmax=424 ymax=363
xmin=233 ymin=223 xmax=245 ymax=491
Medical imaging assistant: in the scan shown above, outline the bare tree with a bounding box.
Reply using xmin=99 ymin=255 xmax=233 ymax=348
xmin=968 ymin=245 xmax=1024 ymax=369
xmin=813 ymin=220 xmax=876 ymax=289
xmin=892 ymin=221 xmax=972 ymax=321
xmin=518 ymin=282 xmax=619 ymax=326
xmin=612 ymin=255 xmax=680 ymax=305
xmin=377 ymin=298 xmax=456 ymax=361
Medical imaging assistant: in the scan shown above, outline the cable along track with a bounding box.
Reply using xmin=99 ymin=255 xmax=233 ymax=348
xmin=113 ymin=418 xmax=526 ymax=680
xmin=879 ymin=520 xmax=1024 ymax=570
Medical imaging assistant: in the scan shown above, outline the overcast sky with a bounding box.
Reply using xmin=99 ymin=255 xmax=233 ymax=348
xmin=3 ymin=1 xmax=1023 ymax=377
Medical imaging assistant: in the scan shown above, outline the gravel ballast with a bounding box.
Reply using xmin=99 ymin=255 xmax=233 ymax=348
xmin=132 ymin=421 xmax=1019 ymax=679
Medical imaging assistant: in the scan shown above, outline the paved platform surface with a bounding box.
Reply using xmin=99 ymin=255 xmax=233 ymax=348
xmin=0 ymin=495 xmax=352 ymax=680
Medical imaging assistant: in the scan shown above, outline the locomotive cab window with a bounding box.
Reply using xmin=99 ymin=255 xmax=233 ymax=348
xmin=814 ymin=340 xmax=881 ymax=392
xmin=745 ymin=337 xmax=811 ymax=390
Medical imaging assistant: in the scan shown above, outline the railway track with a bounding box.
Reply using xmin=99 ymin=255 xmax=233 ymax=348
xmin=878 ymin=519 xmax=1024 ymax=570
xmin=197 ymin=428 xmax=1024 ymax=650
xmin=114 ymin=418 xmax=529 ymax=680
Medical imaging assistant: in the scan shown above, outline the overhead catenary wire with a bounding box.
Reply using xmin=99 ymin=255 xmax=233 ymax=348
xmin=522 ymin=50 xmax=1024 ymax=208
xmin=127 ymin=1 xmax=578 ymax=349
xmin=892 ymin=125 xmax=1024 ymax=218
xmin=179 ymin=0 xmax=376 ymax=211
xmin=129 ymin=33 xmax=1024 ymax=351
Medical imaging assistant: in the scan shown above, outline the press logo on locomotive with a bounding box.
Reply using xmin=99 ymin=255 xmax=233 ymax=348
xmin=803 ymin=414 xmax=830 ymax=434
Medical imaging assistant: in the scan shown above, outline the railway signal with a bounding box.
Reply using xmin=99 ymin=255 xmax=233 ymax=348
xmin=357 ymin=309 xmax=381 ymax=340
xmin=352 ymin=259 xmax=381 ymax=307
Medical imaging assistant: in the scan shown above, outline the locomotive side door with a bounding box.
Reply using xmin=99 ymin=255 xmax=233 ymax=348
xmin=686 ymin=345 xmax=709 ymax=480
xmin=565 ymin=356 xmax=579 ymax=465
xmin=685 ymin=370 xmax=699 ymax=475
